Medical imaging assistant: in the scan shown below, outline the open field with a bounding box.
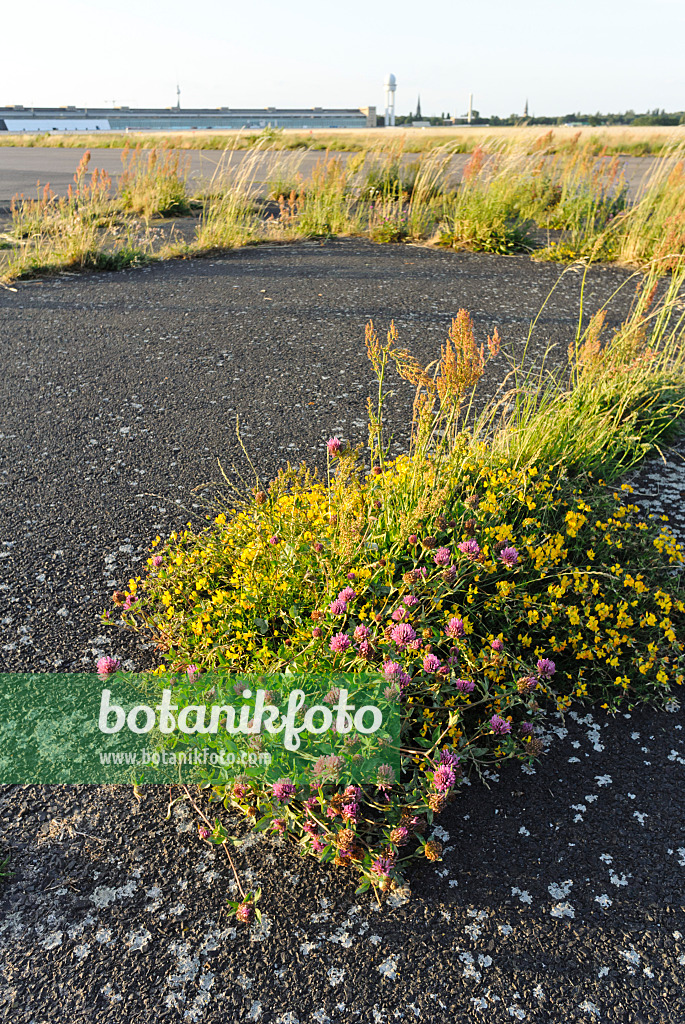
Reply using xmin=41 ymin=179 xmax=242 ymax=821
xmin=1 ymin=241 xmax=685 ymax=1021
xmin=1 ymin=124 xmax=684 ymax=155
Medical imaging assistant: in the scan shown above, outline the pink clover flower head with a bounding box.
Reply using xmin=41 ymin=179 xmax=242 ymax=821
xmin=407 ymin=638 xmax=422 ymax=651
xmin=403 ymin=595 xmax=419 ymax=607
xmin=272 ymin=778 xmax=296 ymax=804
xmin=383 ymin=682 xmax=400 ymax=702
xmin=391 ymin=622 xmax=416 ymax=650
xmin=327 ymin=437 xmax=342 ymax=456
xmin=338 ymin=587 xmax=356 ymax=604
xmin=342 ymin=802 xmax=360 ymax=823
xmin=434 ymin=546 xmax=451 ymax=567
xmin=353 ymin=624 xmax=370 ymax=642
xmin=302 ymin=820 xmax=318 ymax=835
xmin=439 ymin=749 xmax=460 ymax=769
xmin=186 ymin=663 xmax=200 ymax=683
xmin=123 ymin=594 xmax=136 ymax=611
xmin=96 ymin=655 xmax=121 ymax=678
xmin=490 ymin=714 xmax=512 ymax=736
xmin=423 ymin=653 xmax=441 ymax=674
xmin=370 ymin=856 xmax=394 ymax=879
xmin=537 ymin=657 xmax=556 ymax=678
xmin=458 ymin=539 xmax=481 ymax=561
xmin=357 ymin=639 xmax=371 ymax=659
xmin=499 ymin=546 xmax=519 ymax=568
xmin=268 ymin=535 xmax=280 ymax=545
xmin=446 ymin=617 xmax=465 ymax=639
xmin=383 ymin=660 xmax=403 ymax=680
xmin=236 ymin=902 xmax=254 ymax=924
xmin=344 ymin=784 xmax=362 ymax=801
xmin=433 ymin=765 xmax=456 ymax=791
xmin=233 ymin=781 xmax=250 ymax=800
xmin=312 ymin=626 xmax=323 ymax=639
xmin=408 ymin=534 xmax=418 ymax=546
xmin=329 ymin=597 xmax=347 ymax=615
xmin=490 ymin=638 xmax=504 ymax=653
xmin=323 ymin=687 xmax=341 ymax=705
xmin=391 ymin=606 xmax=407 ymax=622
xmin=151 ymin=554 xmax=164 ymax=568
xmin=198 ymin=825 xmax=211 ymax=840
xmin=311 ymin=836 xmax=327 ymax=854
xmin=347 ymin=572 xmax=356 ymax=581
xmin=519 ymin=722 xmax=534 ymax=736
xmin=304 ymin=796 xmax=320 ymax=811
xmin=272 ymin=818 xmax=286 ymax=833
xmin=390 ymin=825 xmax=410 ymax=845
xmin=376 ymin=763 xmax=396 ymax=789
xmin=330 ymin=632 xmax=351 ymax=654
xmin=455 ymin=677 xmax=475 ymax=693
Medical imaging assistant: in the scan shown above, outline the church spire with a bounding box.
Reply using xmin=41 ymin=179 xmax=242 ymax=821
xmin=523 ymin=97 xmax=529 ymax=118
xmin=416 ymin=95 xmax=422 ymax=119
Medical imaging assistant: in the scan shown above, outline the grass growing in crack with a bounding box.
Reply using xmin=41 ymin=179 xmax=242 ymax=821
xmin=105 ymin=265 xmax=685 ymax=896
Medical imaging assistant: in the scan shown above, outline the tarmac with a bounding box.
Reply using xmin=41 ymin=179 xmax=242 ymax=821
xmin=0 ymin=240 xmax=683 ymax=1023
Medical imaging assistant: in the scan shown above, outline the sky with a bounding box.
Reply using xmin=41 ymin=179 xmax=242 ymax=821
xmin=4 ymin=0 xmax=684 ymax=117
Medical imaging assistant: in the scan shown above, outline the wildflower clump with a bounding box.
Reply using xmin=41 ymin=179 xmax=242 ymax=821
xmin=109 ymin=303 xmax=685 ymax=893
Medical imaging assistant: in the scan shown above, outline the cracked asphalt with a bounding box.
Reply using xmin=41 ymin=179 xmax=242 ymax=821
xmin=0 ymin=239 xmax=684 ymax=1023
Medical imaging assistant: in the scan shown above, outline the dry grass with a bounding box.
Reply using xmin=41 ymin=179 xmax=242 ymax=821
xmin=0 ymin=124 xmax=683 ymax=155
xmin=2 ymin=135 xmax=684 ymax=284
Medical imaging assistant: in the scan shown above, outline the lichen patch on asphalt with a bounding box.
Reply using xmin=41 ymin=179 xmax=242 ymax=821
xmin=0 ymin=241 xmax=684 ymax=1023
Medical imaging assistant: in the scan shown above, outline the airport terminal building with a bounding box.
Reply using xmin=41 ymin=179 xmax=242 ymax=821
xmin=0 ymin=105 xmax=377 ymax=132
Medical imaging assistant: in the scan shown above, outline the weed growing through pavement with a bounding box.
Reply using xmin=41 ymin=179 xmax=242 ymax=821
xmin=105 ymin=266 xmax=685 ymax=899
xmin=2 ymin=135 xmax=685 ymax=283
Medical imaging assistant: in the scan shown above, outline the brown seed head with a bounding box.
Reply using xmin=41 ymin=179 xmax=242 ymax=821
xmin=424 ymin=840 xmax=442 ymax=861
xmin=255 ymin=490 xmax=267 ymax=506
xmin=336 ymin=828 xmax=355 ymax=850
xmin=428 ymin=793 xmax=447 ymax=813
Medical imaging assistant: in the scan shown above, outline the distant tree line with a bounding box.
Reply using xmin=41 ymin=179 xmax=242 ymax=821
xmin=377 ymin=109 xmax=685 ymax=127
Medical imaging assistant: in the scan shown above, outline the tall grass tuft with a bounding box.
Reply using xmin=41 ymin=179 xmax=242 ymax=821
xmin=118 ymin=144 xmax=191 ymax=219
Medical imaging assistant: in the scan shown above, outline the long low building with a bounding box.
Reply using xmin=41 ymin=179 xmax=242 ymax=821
xmin=0 ymin=105 xmax=377 ymax=132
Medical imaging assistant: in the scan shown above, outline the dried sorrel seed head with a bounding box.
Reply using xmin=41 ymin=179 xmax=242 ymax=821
xmin=371 ymin=466 xmax=383 ymax=476
xmin=255 ymin=490 xmax=267 ymax=505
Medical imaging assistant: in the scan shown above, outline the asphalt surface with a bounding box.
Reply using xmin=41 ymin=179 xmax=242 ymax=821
xmin=0 ymin=147 xmax=663 ymax=208
xmin=0 ymin=240 xmax=684 ymax=1023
